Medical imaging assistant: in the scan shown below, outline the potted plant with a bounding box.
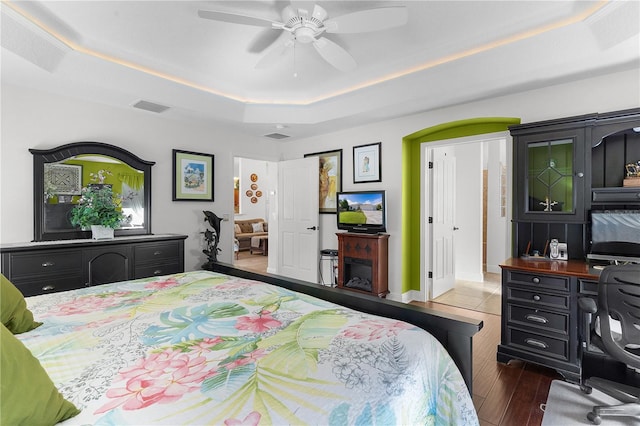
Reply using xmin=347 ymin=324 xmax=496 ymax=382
xmin=70 ymin=170 xmax=125 ymax=239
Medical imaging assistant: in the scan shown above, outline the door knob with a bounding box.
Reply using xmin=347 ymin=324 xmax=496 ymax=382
xmin=307 ymin=226 xmax=317 ymax=230
xmin=453 ymin=226 xmax=459 ymax=231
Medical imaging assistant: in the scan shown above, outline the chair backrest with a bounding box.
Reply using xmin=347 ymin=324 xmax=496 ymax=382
xmin=597 ymin=264 xmax=640 ymax=370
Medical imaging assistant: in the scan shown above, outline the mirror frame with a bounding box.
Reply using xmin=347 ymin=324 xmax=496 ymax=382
xmin=31 ymin=141 xmax=155 ymax=241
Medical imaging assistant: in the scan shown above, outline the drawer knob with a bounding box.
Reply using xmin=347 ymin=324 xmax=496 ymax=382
xmin=533 ymin=295 xmax=541 ymax=301
xmin=153 ymin=269 xmax=163 ymax=275
xmin=41 ymin=261 xmax=55 ymax=267
xmin=525 ymin=314 xmax=548 ymax=324
xmin=532 ymin=277 xmax=540 ymax=284
xmin=153 ymin=251 xmax=162 ymax=256
xmin=41 ymin=285 xmax=55 ymax=292
xmin=525 ymin=338 xmax=549 ymax=349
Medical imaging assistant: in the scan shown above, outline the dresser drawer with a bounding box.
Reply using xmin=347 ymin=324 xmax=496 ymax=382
xmin=134 ymin=241 xmax=181 ymax=263
xmin=12 ymin=274 xmax=84 ymax=297
xmin=507 ymin=287 xmax=570 ymax=310
xmin=508 ymin=328 xmax=569 ymax=361
xmin=7 ymin=250 xmax=83 ymax=278
xmin=134 ymin=262 xmax=182 ymax=279
xmin=508 ymin=304 xmax=569 ymax=334
xmin=507 ymin=271 xmax=569 ymax=291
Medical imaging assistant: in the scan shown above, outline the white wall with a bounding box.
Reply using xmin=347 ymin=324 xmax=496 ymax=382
xmin=2 ymin=68 xmax=638 ymax=298
xmin=454 ymin=143 xmax=483 ymax=282
xmin=281 ymin=68 xmax=639 ymax=298
xmin=0 ymin=84 xmax=282 ymax=272
xmin=486 ymin=138 xmax=509 ymax=274
xmin=237 ymin=158 xmax=268 ymax=221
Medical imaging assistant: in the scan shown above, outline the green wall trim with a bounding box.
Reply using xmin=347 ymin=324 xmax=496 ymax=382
xmin=401 ymin=117 xmax=521 ymax=294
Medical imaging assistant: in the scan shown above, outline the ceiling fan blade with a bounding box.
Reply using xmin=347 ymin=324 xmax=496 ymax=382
xmin=198 ymin=9 xmax=280 ymax=28
xmin=324 ymin=6 xmax=408 ymax=34
xmin=248 ymin=29 xmax=283 ymax=53
xmin=312 ymin=37 xmax=356 ymax=72
xmin=255 ymin=36 xmax=295 ymax=69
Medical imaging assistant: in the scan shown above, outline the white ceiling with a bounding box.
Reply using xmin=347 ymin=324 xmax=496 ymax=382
xmin=2 ymin=1 xmax=639 ymax=140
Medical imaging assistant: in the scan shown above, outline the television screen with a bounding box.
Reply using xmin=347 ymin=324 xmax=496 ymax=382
xmin=589 ymin=210 xmax=640 ymax=258
xmin=337 ymin=191 xmax=386 ymax=233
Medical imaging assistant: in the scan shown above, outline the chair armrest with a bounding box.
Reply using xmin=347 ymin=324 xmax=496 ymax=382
xmin=579 ymin=297 xmax=597 ymax=314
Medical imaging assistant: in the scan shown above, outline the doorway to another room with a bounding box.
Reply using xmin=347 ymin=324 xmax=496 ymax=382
xmin=233 ymin=157 xmax=270 ymax=275
xmin=424 ymin=135 xmax=509 ymax=316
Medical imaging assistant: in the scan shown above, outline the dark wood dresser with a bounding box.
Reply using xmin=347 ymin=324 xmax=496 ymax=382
xmin=498 ymin=258 xmax=600 ymax=382
xmin=1 ymin=234 xmax=187 ymax=296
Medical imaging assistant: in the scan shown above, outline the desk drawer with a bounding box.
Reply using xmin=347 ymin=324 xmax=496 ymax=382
xmin=508 ymin=328 xmax=569 ymax=361
xmin=508 ymin=304 xmax=569 ymax=334
xmin=507 ymin=287 xmax=570 ymax=310
xmin=134 ymin=241 xmax=181 ymax=263
xmin=507 ymin=271 xmax=569 ymax=291
xmin=8 ymin=250 xmax=82 ymax=278
xmin=579 ymin=279 xmax=598 ymax=296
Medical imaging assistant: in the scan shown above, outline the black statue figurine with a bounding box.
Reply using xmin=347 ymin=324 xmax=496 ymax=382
xmin=202 ymin=211 xmax=223 ymax=267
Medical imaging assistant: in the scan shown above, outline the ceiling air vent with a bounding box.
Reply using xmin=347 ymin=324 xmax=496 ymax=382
xmin=133 ymin=100 xmax=170 ymax=113
xmin=264 ymin=133 xmax=290 ymax=139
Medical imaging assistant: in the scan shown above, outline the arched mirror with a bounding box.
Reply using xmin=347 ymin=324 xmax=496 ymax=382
xmin=31 ymin=142 xmax=155 ymax=241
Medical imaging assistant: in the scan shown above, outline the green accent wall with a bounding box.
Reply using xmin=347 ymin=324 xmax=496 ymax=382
xmin=401 ymin=117 xmax=521 ymax=293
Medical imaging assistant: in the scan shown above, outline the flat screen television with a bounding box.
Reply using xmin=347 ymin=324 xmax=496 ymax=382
xmin=588 ymin=210 xmax=640 ymax=261
xmin=337 ymin=190 xmax=386 ymax=234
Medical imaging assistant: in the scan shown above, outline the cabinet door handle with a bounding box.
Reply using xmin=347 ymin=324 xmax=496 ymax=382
xmin=41 ymin=261 xmax=55 ymax=267
xmin=533 ymin=294 xmax=541 ymax=301
xmin=41 ymin=285 xmax=55 ymax=292
xmin=153 ymin=269 xmax=163 ymax=275
xmin=525 ymin=338 xmax=549 ymax=349
xmin=532 ymin=277 xmax=540 ymax=284
xmin=153 ymin=251 xmax=162 ymax=256
xmin=525 ymin=314 xmax=548 ymax=324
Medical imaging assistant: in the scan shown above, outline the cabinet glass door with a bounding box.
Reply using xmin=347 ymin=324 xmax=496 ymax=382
xmin=527 ymin=138 xmax=574 ymax=213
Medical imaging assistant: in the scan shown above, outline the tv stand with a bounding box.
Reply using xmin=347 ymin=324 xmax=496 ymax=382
xmin=336 ymin=233 xmax=389 ymax=298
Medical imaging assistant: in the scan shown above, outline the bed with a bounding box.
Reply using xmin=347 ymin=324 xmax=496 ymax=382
xmin=10 ymin=269 xmax=481 ymax=425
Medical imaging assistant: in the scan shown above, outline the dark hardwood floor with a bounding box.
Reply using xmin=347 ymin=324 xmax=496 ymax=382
xmin=411 ymin=301 xmax=561 ymax=426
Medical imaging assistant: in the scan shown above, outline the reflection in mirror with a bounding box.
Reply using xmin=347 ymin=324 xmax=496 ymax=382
xmin=31 ymin=142 xmax=155 ymax=241
xmin=43 ymin=155 xmax=145 ymax=231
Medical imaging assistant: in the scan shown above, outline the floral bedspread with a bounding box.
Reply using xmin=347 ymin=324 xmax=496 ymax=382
xmin=20 ymin=270 xmax=478 ymax=425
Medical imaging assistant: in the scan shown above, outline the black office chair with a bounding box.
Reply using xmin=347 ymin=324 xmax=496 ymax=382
xmin=578 ymin=264 xmax=640 ymax=425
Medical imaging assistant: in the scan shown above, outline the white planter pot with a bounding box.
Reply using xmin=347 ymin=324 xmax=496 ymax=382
xmin=91 ymin=225 xmax=114 ymax=240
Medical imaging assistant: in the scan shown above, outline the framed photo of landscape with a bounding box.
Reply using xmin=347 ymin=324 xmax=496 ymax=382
xmin=353 ymin=142 xmax=381 ymax=183
xmin=304 ymin=149 xmax=342 ymax=214
xmin=172 ymin=149 xmax=214 ymax=201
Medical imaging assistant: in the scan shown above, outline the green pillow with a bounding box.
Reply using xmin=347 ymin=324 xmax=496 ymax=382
xmin=0 ymin=323 xmax=80 ymax=424
xmin=1 ymin=273 xmax=42 ymax=334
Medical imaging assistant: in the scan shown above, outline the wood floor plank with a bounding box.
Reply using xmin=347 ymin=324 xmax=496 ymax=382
xmin=477 ymin=360 xmax=525 ymax=425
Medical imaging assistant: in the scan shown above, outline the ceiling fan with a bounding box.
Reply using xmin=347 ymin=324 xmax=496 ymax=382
xmin=198 ymin=2 xmax=408 ymax=72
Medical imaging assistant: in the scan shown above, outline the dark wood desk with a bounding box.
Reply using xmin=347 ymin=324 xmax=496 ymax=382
xmin=498 ymin=258 xmax=599 ymax=382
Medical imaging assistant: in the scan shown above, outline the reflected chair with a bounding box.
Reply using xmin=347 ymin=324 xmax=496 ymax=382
xmin=578 ymin=264 xmax=640 ymax=425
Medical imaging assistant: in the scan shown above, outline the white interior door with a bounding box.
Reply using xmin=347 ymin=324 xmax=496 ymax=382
xmin=430 ymin=146 xmax=457 ymax=298
xmin=277 ymin=157 xmax=319 ymax=282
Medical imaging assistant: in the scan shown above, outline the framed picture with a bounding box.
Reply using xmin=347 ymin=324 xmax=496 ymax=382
xmin=353 ymin=142 xmax=381 ymax=183
xmin=304 ymin=149 xmax=342 ymax=214
xmin=44 ymin=163 xmax=82 ymax=195
xmin=172 ymin=149 xmax=214 ymax=201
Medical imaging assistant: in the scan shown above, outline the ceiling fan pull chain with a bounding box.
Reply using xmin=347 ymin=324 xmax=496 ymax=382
xmin=293 ymin=42 xmax=298 ymax=78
